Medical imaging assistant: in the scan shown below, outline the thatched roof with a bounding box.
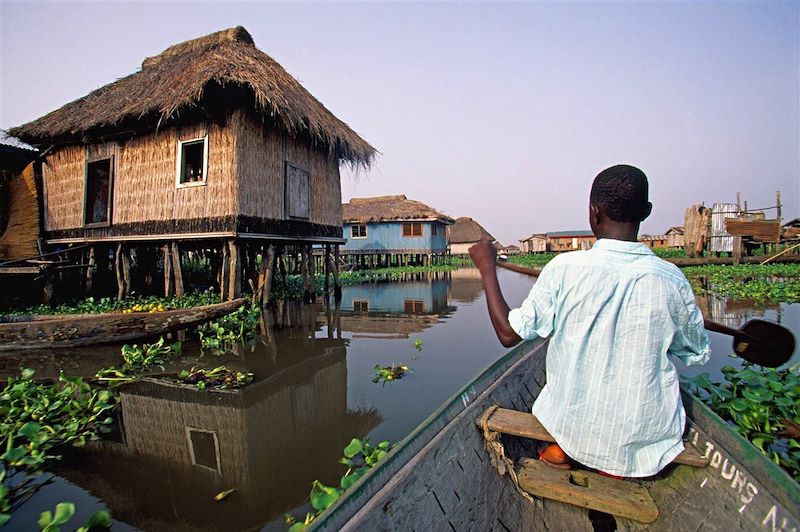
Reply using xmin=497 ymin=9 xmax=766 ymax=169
xmin=448 ymin=217 xmax=494 ymax=244
xmin=342 ymin=195 xmax=453 ymax=224
xmin=9 ymin=26 xmax=376 ymax=167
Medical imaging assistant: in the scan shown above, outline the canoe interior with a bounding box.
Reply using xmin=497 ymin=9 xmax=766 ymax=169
xmin=312 ymin=340 xmax=800 ymax=531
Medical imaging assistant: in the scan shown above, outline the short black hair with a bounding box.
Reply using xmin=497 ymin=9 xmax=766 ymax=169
xmin=590 ymin=165 xmax=650 ymax=223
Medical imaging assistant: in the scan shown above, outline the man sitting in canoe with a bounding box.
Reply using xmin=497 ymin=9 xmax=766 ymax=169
xmin=469 ymin=164 xmax=710 ymax=478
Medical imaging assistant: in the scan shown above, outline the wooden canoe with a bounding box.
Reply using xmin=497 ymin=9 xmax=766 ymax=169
xmin=311 ymin=339 xmax=800 ymax=531
xmin=0 ymin=298 xmax=247 ymax=351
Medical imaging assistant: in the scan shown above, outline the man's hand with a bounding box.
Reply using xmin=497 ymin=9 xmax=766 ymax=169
xmin=469 ymin=236 xmax=497 ymax=271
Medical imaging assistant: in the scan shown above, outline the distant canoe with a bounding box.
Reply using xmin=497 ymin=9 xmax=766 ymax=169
xmin=0 ymin=298 xmax=247 ymax=351
xmin=312 ymin=339 xmax=799 ymax=531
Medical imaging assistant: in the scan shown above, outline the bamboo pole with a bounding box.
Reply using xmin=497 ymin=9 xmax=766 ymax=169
xmin=324 ymin=244 xmax=330 ymax=297
xmin=220 ymin=241 xmax=230 ymax=300
xmin=761 ymin=241 xmax=800 ymax=265
xmin=171 ymin=242 xmax=184 ymax=299
xmin=307 ymin=245 xmax=316 ymax=302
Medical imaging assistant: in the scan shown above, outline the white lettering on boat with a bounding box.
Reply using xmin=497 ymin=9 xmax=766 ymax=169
xmin=460 ymin=385 xmax=478 ymax=408
xmin=689 ymin=428 xmax=759 ymax=511
xmin=762 ymin=505 xmax=797 ymax=532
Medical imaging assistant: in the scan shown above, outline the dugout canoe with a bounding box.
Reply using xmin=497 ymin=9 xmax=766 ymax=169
xmin=0 ymin=298 xmax=247 ymax=351
xmin=311 ymin=338 xmax=800 ymax=531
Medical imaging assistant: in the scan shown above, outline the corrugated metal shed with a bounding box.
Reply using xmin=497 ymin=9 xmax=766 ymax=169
xmin=709 ymin=203 xmax=737 ymax=253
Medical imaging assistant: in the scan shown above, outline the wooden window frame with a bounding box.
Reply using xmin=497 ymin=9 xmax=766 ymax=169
xmin=351 ymin=224 xmax=368 ymax=239
xmin=404 ymin=299 xmax=424 ymax=313
xmin=175 ymin=136 xmax=209 ymax=188
xmin=431 ymin=223 xmax=438 ymax=237
xmin=185 ymin=427 xmax=221 ymax=473
xmin=402 ymin=222 xmax=423 ymax=237
xmin=353 ymin=300 xmax=369 ymax=312
xmin=83 ymin=155 xmax=114 ymax=228
xmin=284 ymin=162 xmax=311 ymax=220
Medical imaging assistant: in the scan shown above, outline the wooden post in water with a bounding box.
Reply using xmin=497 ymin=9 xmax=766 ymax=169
xmin=171 ymin=242 xmax=184 ymax=299
xmin=115 ymin=243 xmax=127 ymax=301
xmin=85 ymin=246 xmax=95 ymax=295
xmin=163 ymin=244 xmax=173 ymax=297
xmin=219 ymin=241 xmax=229 ymax=300
xmin=300 ymin=245 xmax=310 ymax=302
xmin=333 ymin=245 xmax=342 ymax=301
xmin=308 ymin=245 xmax=316 ymax=302
xmin=228 ymin=239 xmax=241 ymax=300
xmin=323 ymin=244 xmax=331 ymax=298
xmin=259 ymin=243 xmax=275 ymax=307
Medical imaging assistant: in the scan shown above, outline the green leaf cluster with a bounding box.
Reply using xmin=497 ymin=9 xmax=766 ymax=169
xmin=285 ymin=438 xmax=391 ymax=531
xmin=176 ymin=366 xmax=253 ymax=390
xmin=0 ymin=369 xmax=117 ymax=525
xmin=38 ymin=501 xmax=111 ymax=531
xmin=687 ymin=364 xmax=800 ymax=479
xmin=198 ymin=303 xmax=262 ymax=353
xmin=372 ymin=364 xmax=409 ymax=385
xmin=95 ymin=336 xmax=182 ymax=387
xmin=683 ymin=264 xmax=800 ymax=303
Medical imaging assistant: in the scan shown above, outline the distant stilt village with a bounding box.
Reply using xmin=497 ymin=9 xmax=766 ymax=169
xmin=0 ymin=26 xmax=798 ymax=307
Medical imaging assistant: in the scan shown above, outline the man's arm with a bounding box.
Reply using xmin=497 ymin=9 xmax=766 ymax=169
xmin=469 ymin=237 xmax=522 ymax=348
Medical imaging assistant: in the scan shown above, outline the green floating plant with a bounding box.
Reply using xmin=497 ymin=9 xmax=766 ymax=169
xmin=372 ymin=364 xmax=409 ymax=385
xmin=687 ymin=363 xmax=800 ymax=480
xmin=285 ymin=438 xmax=391 ymax=531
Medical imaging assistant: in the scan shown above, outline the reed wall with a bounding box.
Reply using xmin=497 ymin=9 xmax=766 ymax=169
xmin=0 ymin=163 xmax=40 ymax=259
xmin=42 ymin=122 xmax=238 ymax=233
xmin=42 ymin=145 xmax=84 ymax=230
xmin=235 ymin=111 xmax=342 ymax=228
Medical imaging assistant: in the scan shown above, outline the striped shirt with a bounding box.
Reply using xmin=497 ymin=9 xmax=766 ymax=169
xmin=508 ymin=239 xmax=710 ymax=477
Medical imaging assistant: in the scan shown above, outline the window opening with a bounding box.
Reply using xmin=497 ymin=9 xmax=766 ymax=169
xmin=404 ymin=299 xmax=424 ymax=313
xmin=351 ymin=224 xmax=367 ymax=239
xmin=178 ymin=138 xmax=206 ymax=185
xmin=186 ymin=428 xmax=220 ymax=472
xmin=84 ymin=157 xmax=112 ymax=226
xmin=403 ymin=222 xmax=422 ymax=237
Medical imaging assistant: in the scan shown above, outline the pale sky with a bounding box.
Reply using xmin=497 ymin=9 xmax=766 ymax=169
xmin=2 ymin=2 xmax=798 ymax=246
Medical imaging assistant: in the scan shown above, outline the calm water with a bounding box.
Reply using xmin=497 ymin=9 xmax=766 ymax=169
xmin=4 ymin=267 xmax=798 ymax=531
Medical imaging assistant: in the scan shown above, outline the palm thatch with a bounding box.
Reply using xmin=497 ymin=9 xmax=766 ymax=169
xmin=9 ymin=26 xmax=376 ymax=167
xmin=342 ymin=195 xmax=453 ymax=224
xmin=448 ymin=216 xmax=494 ymax=244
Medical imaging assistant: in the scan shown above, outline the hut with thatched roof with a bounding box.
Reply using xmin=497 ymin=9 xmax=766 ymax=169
xmin=447 ymin=216 xmax=494 ymax=255
xmin=8 ymin=26 xmax=376 ymax=302
xmin=341 ymin=195 xmax=453 ymax=268
xmin=0 ymin=142 xmax=40 ymax=263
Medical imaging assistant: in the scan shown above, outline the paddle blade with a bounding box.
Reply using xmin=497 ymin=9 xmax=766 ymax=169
xmin=733 ymin=320 xmax=795 ymax=368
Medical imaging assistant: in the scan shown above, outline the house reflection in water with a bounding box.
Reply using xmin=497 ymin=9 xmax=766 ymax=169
xmin=54 ymin=313 xmax=379 ymax=531
xmin=695 ymin=292 xmax=781 ymax=328
xmin=448 ymin=267 xmax=485 ymax=304
xmin=335 ymin=276 xmax=455 ymax=339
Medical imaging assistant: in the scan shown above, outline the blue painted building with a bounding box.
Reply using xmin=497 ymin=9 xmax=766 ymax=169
xmin=341 ymin=195 xmax=453 ymax=267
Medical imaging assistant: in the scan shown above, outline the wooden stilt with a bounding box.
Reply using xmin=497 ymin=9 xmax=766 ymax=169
xmin=300 ymin=245 xmax=310 ymax=303
xmin=115 ymin=243 xmax=125 ymax=301
xmin=333 ymin=245 xmax=341 ymax=300
xmin=220 ymin=241 xmax=230 ymax=300
xmin=85 ymin=247 xmax=95 ymax=295
xmin=228 ymin=239 xmax=241 ymax=300
xmin=324 ymin=244 xmax=331 ymax=297
xmin=163 ymin=244 xmax=173 ymax=297
xmin=308 ymin=246 xmax=316 ymax=301
xmin=171 ymin=242 xmax=184 ymax=299
xmin=257 ymin=244 xmax=275 ymax=306
xmin=121 ymin=246 xmax=131 ymax=299
xmin=733 ymin=235 xmax=742 ymax=266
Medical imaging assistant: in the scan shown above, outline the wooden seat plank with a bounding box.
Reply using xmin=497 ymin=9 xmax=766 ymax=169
xmin=516 ymin=457 xmax=660 ymax=523
xmin=477 ymin=407 xmax=708 ymax=468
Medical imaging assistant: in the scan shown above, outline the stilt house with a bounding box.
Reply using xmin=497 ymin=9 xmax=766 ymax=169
xmin=341 ymin=195 xmax=453 ymax=268
xmin=8 ymin=26 xmax=375 ymax=301
xmin=447 ymin=216 xmax=494 ymax=255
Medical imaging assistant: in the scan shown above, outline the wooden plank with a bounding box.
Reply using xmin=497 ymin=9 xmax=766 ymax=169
xmin=478 ymin=407 xmax=709 ymax=468
xmin=0 ymin=266 xmax=41 ymax=275
xmin=516 ymin=457 xmax=659 ymax=523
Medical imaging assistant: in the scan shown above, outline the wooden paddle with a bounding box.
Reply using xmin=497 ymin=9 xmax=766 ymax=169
xmin=704 ymin=319 xmax=795 ymax=368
